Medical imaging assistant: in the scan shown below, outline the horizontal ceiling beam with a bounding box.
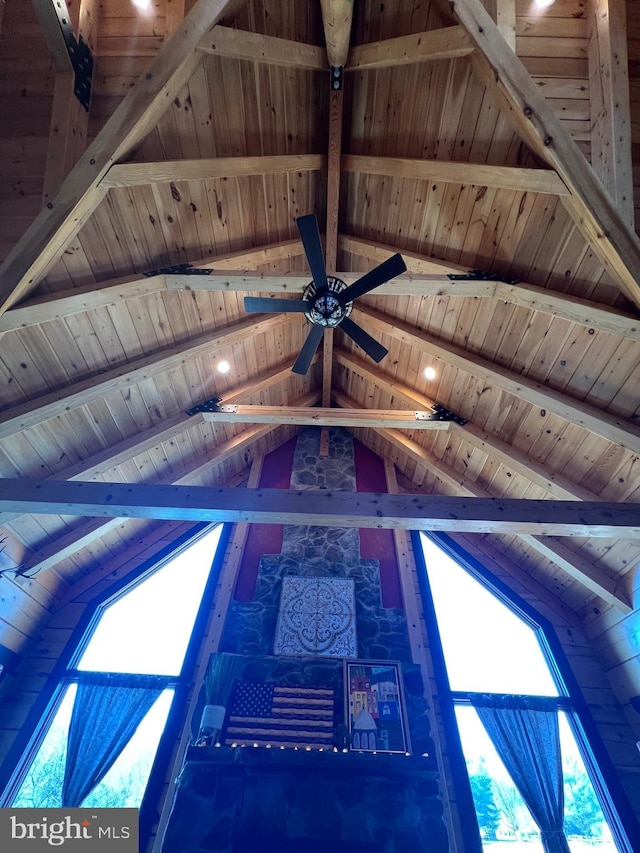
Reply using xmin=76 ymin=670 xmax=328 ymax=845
xmin=354 ymin=304 xmax=640 ymax=454
xmin=340 ymin=235 xmax=640 ymax=341
xmin=0 ymin=313 xmax=295 ymax=439
xmin=0 ymin=241 xmax=305 ymax=333
xmin=197 ymin=25 xmax=326 ymax=69
xmin=202 ymin=404 xmax=452 ymax=429
xmin=335 ymin=349 xmax=600 ymax=502
xmin=101 ymin=154 xmax=325 ymax=189
xmin=343 ymin=154 xmax=568 ymax=196
xmin=366 ymin=422 xmax=631 ymax=610
xmin=2 ymin=478 xmax=638 ymax=537
xmin=345 ymin=25 xmax=474 ymax=70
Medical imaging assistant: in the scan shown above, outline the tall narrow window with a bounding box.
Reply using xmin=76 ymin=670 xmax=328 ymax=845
xmin=419 ymin=534 xmax=625 ymax=852
xmin=8 ymin=524 xmax=224 ymax=810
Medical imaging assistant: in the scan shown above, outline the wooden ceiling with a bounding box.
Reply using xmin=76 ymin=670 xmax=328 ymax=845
xmin=0 ymin=0 xmax=639 ymax=641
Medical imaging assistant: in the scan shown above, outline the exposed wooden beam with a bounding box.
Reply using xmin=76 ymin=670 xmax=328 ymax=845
xmin=320 ymin=0 xmax=354 ymax=67
xmin=322 ymin=84 xmax=345 ymax=406
xmin=197 ymin=24 xmax=326 ymax=69
xmin=100 ymin=154 xmax=325 ymax=189
xmin=2 ymin=479 xmax=638 ymax=537
xmin=334 ymin=350 xmax=601 ymax=502
xmin=0 ymin=358 xmax=303 ymax=528
xmin=42 ymin=0 xmax=98 ymax=205
xmin=345 ymin=26 xmax=474 ymax=70
xmin=368 ymin=425 xmax=631 ymax=610
xmin=354 ymin=303 xmax=640 ymax=454
xmin=588 ymin=0 xmax=634 ymax=228
xmin=482 ymin=0 xmax=515 ymax=52
xmin=202 ymin=404 xmax=452 ymax=429
xmin=0 ymin=314 xmax=294 ymax=439
xmin=32 ymin=0 xmax=75 ymax=72
xmin=340 ymin=235 xmax=640 ymax=340
xmin=0 ymin=0 xmax=245 ymax=314
xmin=343 ymin=154 xmax=568 ymax=195
xmin=431 ymin=0 xmax=640 ymax=309
xmin=11 ymin=421 xmax=286 ymax=577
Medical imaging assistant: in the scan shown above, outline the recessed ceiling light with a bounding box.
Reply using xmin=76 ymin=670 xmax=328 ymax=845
xmin=217 ymin=361 xmax=230 ymax=374
xmin=424 ymin=366 xmax=437 ymax=380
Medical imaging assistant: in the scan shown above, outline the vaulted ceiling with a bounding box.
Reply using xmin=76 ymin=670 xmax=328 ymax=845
xmin=0 ymin=0 xmax=639 ymax=642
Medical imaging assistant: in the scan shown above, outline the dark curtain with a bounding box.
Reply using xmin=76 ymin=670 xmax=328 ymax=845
xmin=61 ymin=672 xmax=166 ymax=808
xmin=471 ymin=694 xmax=570 ymax=853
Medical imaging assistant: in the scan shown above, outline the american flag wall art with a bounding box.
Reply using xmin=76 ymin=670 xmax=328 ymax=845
xmin=224 ymin=682 xmax=335 ymax=749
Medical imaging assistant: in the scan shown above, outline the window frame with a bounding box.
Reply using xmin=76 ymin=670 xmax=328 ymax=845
xmin=0 ymin=521 xmax=230 ymax=845
xmin=412 ymin=530 xmax=640 ymax=853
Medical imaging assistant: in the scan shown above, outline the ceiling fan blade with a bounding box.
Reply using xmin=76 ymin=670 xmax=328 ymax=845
xmin=296 ymin=214 xmax=329 ymax=294
xmin=244 ymin=297 xmax=311 ymax=313
xmin=292 ymin=324 xmax=325 ymax=375
xmin=338 ymin=253 xmax=407 ymax=304
xmin=339 ymin=316 xmax=388 ymax=363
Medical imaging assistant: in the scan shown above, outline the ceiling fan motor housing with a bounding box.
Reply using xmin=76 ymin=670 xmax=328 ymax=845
xmin=303 ymin=276 xmax=353 ymax=327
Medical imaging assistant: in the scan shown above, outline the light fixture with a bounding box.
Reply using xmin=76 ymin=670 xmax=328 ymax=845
xmin=534 ymin=0 xmax=555 ymax=9
xmin=131 ymin=0 xmax=152 ymax=10
xmin=217 ymin=360 xmax=230 ymax=374
xmin=424 ymin=366 xmax=437 ymax=380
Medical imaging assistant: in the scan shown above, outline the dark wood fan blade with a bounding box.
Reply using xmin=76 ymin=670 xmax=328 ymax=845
xmin=339 ymin=316 xmax=388 ymax=363
xmin=244 ymin=297 xmax=312 ymax=313
xmin=338 ymin=253 xmax=407 ymax=304
xmin=292 ymin=324 xmax=324 ymax=375
xmin=296 ymin=214 xmax=328 ymax=294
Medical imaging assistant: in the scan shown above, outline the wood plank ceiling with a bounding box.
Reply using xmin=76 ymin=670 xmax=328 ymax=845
xmin=0 ymin=0 xmax=639 ymax=638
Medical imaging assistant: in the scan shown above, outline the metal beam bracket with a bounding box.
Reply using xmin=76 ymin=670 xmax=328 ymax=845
xmin=330 ymin=66 xmax=343 ymax=90
xmin=416 ymin=404 xmax=467 ymax=426
xmin=144 ymin=263 xmax=214 ymax=277
xmin=186 ymin=396 xmax=222 ymax=417
xmin=448 ymin=269 xmax=519 ymax=285
xmin=53 ymin=0 xmax=94 ymax=111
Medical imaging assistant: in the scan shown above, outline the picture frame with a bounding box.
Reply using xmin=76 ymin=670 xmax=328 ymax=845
xmin=344 ymin=660 xmax=410 ymax=754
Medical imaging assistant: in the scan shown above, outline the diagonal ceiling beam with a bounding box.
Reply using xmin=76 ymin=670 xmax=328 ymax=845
xmin=0 ymin=240 xmax=305 ymax=333
xmin=0 ymin=0 xmax=246 ymax=314
xmin=100 ymin=154 xmax=325 ymax=189
xmin=343 ymin=154 xmax=568 ymax=195
xmin=431 ymin=0 xmax=640 ymax=309
xmin=345 ymin=25 xmax=474 ymax=70
xmin=353 ymin=303 xmax=640 ymax=454
xmin=0 ymin=357 xmax=306 ymax=527
xmin=354 ymin=420 xmax=631 ymax=611
xmin=197 ymin=24 xmax=326 ymax=68
xmin=339 ymin=235 xmax=640 ymax=341
xmin=9 ymin=417 xmax=296 ymax=578
xmin=2 ymin=478 xmax=639 ymax=537
xmin=334 ymin=349 xmax=600 ymax=502
xmin=0 ymin=313 xmax=295 ymax=440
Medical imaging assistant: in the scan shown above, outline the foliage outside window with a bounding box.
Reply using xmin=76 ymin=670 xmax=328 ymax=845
xmin=419 ymin=533 xmax=623 ymax=852
xmin=7 ymin=524 xmax=224 ymax=810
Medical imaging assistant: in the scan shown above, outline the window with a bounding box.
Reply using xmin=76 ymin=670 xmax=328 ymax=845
xmin=4 ymin=524 xmax=225 ymax=814
xmin=417 ymin=533 xmax=633 ymax=853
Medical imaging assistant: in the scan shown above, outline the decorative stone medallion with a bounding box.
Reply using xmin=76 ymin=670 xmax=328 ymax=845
xmin=274 ymin=577 xmax=357 ymax=657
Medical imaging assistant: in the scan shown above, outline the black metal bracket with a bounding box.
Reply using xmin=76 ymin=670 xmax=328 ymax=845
xmin=448 ymin=269 xmax=519 ymax=285
xmin=144 ymin=263 xmax=214 ymax=278
xmin=53 ymin=0 xmax=94 ymax=111
xmin=415 ymin=403 xmax=467 ymax=426
xmin=330 ymin=66 xmax=343 ymax=91
xmin=186 ymin=396 xmax=222 ymax=417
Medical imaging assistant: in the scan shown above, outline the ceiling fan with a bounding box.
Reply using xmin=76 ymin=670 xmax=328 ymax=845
xmin=243 ymin=214 xmax=407 ymax=375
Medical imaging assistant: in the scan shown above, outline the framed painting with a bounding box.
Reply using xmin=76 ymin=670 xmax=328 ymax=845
xmin=344 ymin=660 xmax=410 ymax=754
